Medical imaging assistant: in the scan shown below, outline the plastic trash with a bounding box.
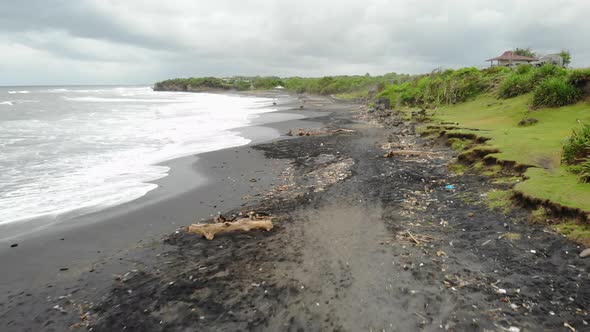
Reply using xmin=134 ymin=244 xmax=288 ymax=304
xmin=444 ymin=184 xmax=455 ymax=191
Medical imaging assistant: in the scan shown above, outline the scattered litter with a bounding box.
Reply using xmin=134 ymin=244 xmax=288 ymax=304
xmin=579 ymin=248 xmax=590 ymax=258
xmin=444 ymin=185 xmax=455 ymax=191
xmin=482 ymin=239 xmax=492 ymax=246
xmin=53 ymin=305 xmax=67 ymax=314
xmin=530 ymin=250 xmax=537 ymax=254
xmin=496 ymin=289 xmax=507 ymax=294
xmin=508 ymin=327 xmax=520 ymax=332
xmin=564 ymin=322 xmax=576 ymax=332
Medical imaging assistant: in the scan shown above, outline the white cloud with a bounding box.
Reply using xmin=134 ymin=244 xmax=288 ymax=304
xmin=1 ymin=0 xmax=589 ymax=85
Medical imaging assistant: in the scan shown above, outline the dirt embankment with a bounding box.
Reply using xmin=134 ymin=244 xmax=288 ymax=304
xmin=68 ymin=105 xmax=590 ymax=332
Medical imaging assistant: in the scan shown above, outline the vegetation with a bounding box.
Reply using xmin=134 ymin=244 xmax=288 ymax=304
xmin=376 ymin=67 xmax=506 ymax=108
xmin=554 ymin=221 xmax=590 ymax=246
xmin=484 ymin=189 xmax=513 ymax=215
xmin=154 ymin=73 xmax=411 ymax=97
xmin=498 ymin=71 xmax=535 ymax=98
xmin=282 ymin=73 xmax=410 ymax=97
xmin=514 ymin=47 xmax=536 ymax=58
xmin=560 ymin=50 xmax=572 ymax=67
xmin=562 ymin=123 xmax=590 ymax=182
xmin=532 ymin=76 xmax=582 ymax=108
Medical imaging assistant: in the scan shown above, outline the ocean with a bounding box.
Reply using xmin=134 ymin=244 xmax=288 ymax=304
xmin=0 ymin=86 xmax=281 ymax=226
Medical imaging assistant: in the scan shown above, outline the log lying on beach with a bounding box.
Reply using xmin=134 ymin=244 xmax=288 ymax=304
xmin=287 ymin=128 xmax=355 ymax=136
xmin=187 ymin=217 xmax=274 ymax=240
xmin=383 ymin=150 xmax=438 ymax=158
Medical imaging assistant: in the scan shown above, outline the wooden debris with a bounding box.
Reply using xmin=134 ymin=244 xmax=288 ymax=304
xmin=331 ymin=128 xmax=355 ymax=134
xmin=287 ymin=128 xmax=355 ymax=137
xmin=287 ymin=128 xmax=324 ymax=136
xmin=398 ymin=230 xmax=438 ymax=245
xmin=188 ymin=217 xmax=274 ymax=240
xmin=406 ymin=230 xmax=421 ymax=245
xmin=384 ymin=150 xmax=438 ymax=158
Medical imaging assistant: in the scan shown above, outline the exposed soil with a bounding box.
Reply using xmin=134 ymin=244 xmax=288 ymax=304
xmin=30 ymin=104 xmax=590 ymax=330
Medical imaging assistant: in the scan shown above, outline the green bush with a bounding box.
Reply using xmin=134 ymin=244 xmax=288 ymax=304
xmin=568 ymin=68 xmax=590 ymax=87
xmin=516 ymin=64 xmax=533 ymax=75
xmin=580 ymin=159 xmax=590 ymax=183
xmin=532 ymin=77 xmax=582 ymax=108
xmin=562 ymin=123 xmax=590 ymax=164
xmin=499 ymin=73 xmax=535 ymax=98
xmin=253 ymin=77 xmax=284 ymax=89
xmin=532 ymin=64 xmax=567 ymax=83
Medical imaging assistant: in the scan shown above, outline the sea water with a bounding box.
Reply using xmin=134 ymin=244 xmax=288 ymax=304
xmin=0 ymin=86 xmax=280 ymax=225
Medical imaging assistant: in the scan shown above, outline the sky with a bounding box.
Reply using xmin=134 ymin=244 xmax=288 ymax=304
xmin=1 ymin=0 xmax=589 ymax=86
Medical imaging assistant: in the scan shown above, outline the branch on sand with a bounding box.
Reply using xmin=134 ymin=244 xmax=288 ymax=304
xmin=287 ymin=128 xmax=355 ymax=136
xmin=187 ymin=217 xmax=274 ymax=240
xmin=383 ymin=150 xmax=439 ymax=158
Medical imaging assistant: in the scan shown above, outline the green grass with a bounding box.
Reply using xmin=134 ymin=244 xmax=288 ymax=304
xmin=554 ymin=221 xmax=590 ymax=246
xmin=484 ymin=189 xmax=513 ymax=214
xmin=433 ymin=93 xmax=590 ymax=213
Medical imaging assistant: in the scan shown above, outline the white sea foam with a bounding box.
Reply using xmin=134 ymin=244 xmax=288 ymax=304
xmin=0 ymin=86 xmax=280 ymax=226
xmin=8 ymin=90 xmax=30 ymax=94
xmin=0 ymin=101 xmax=14 ymax=106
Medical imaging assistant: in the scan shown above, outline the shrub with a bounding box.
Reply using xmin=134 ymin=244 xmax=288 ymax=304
xmin=516 ymin=64 xmax=533 ymax=75
xmin=560 ymin=50 xmax=572 ymax=67
xmin=580 ymin=159 xmax=590 ymax=183
xmin=532 ymin=64 xmax=567 ymax=83
xmin=562 ymin=123 xmax=590 ymax=165
xmin=482 ymin=66 xmax=512 ymax=76
xmin=568 ymin=68 xmax=590 ymax=87
xmin=532 ymin=77 xmax=582 ymax=108
xmin=499 ymin=73 xmax=535 ymax=98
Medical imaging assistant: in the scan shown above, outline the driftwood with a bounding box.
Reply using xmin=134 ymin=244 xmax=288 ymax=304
xmin=187 ymin=217 xmax=274 ymax=240
xmin=383 ymin=150 xmax=438 ymax=158
xmin=331 ymin=128 xmax=355 ymax=134
xmin=287 ymin=128 xmax=355 ymax=137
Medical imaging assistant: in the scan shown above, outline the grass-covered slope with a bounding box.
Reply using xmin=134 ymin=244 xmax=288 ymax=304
xmin=433 ymin=94 xmax=590 ymax=213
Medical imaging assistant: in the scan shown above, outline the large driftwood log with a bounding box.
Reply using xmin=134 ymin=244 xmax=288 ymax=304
xmin=187 ymin=217 xmax=274 ymax=240
xmin=383 ymin=150 xmax=438 ymax=158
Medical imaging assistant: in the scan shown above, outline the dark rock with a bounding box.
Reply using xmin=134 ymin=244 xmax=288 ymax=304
xmin=10 ymin=243 xmax=18 ymax=248
xmin=518 ymin=118 xmax=539 ymax=127
xmin=374 ymin=98 xmax=391 ymax=111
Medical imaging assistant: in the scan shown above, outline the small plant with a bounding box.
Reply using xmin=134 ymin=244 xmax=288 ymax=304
xmin=532 ymin=77 xmax=582 ymax=108
xmin=560 ymin=50 xmax=572 ymax=67
xmin=562 ymin=123 xmax=590 ymax=164
xmin=529 ymin=206 xmax=549 ymax=223
xmin=580 ymin=159 xmax=590 ymax=183
xmin=562 ymin=123 xmax=590 ymax=182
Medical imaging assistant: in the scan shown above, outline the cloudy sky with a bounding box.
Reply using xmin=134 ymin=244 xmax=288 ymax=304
xmin=1 ymin=0 xmax=588 ymax=85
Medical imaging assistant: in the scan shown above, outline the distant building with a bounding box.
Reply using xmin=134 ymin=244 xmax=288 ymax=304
xmin=486 ymin=51 xmax=538 ymax=67
xmin=532 ymin=54 xmax=564 ymax=67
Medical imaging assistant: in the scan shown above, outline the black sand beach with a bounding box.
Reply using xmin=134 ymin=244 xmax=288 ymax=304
xmin=1 ymin=93 xmax=589 ymax=331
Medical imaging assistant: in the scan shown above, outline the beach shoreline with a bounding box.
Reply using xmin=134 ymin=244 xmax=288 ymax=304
xmin=0 ymin=93 xmax=343 ymax=322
